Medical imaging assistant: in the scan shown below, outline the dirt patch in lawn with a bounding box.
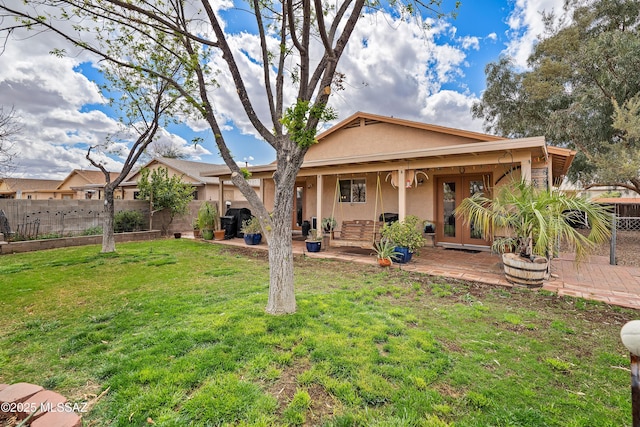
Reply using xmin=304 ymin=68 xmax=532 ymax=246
xmin=265 ymin=359 xmax=338 ymax=426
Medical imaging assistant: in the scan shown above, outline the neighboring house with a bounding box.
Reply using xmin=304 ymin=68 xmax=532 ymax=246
xmin=56 ymin=169 xmax=122 ymax=200
xmin=121 ymin=157 xmax=260 ymax=204
xmin=204 ymin=112 xmax=576 ymax=250
xmin=0 ymin=178 xmax=62 ymax=199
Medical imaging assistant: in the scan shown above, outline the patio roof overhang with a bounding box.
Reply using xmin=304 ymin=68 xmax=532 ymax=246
xmin=202 ymin=136 xmax=575 ymax=183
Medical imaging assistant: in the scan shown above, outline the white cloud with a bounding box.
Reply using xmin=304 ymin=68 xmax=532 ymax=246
xmin=459 ymin=35 xmax=480 ymax=50
xmin=419 ymin=90 xmax=484 ymax=132
xmin=0 ymin=7 xmax=214 ymax=179
xmin=319 ymin=11 xmax=478 ymax=129
xmin=204 ymin=9 xmax=482 ymax=140
xmin=504 ymin=0 xmax=569 ymax=68
xmin=2 ymin=1 xmax=537 ymax=179
xmin=145 ymin=128 xmax=212 ymax=159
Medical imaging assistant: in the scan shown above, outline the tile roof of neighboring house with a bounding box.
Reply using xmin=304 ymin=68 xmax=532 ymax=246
xmin=595 ymin=197 xmax=640 ymax=204
xmin=57 ymin=169 xmax=121 ymax=190
xmin=124 ymin=157 xmax=261 ymax=187
xmin=0 ymin=178 xmax=61 ymax=191
xmin=150 ymin=157 xmax=227 ymax=184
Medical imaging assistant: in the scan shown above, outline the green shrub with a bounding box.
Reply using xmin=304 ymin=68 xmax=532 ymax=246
xmin=114 ymin=210 xmax=144 ymax=233
xmin=81 ymin=226 xmax=103 ymax=236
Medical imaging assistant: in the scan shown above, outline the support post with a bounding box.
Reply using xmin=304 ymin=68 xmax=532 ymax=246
xmin=316 ymin=174 xmax=323 ymax=229
xmin=398 ymin=169 xmax=406 ymax=221
xmin=610 ymin=213 xmax=617 ymax=266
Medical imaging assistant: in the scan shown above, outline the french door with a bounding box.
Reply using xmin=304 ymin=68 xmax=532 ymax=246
xmin=292 ymin=183 xmax=305 ymax=230
xmin=436 ymin=174 xmax=492 ymax=247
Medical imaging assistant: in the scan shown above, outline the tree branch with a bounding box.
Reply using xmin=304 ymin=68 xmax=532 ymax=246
xmin=199 ymin=0 xmax=275 ymax=144
xmin=253 ymin=0 xmax=278 ymax=128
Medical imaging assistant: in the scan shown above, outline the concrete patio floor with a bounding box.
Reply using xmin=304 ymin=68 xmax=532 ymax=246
xmin=205 ymin=235 xmax=640 ymax=311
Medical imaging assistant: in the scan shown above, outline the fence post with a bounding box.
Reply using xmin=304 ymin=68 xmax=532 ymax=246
xmin=610 ymin=213 xmax=617 ymax=266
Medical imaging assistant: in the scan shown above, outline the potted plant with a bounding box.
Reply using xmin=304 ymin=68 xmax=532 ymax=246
xmin=198 ymin=201 xmax=218 ymax=240
xmin=192 ymin=219 xmax=201 ymax=239
xmin=373 ymin=239 xmax=401 ymax=267
xmin=321 ymin=217 xmax=337 ymax=235
xmin=214 ymin=228 xmax=226 ymax=240
xmin=241 ymin=216 xmax=262 ymax=245
xmin=455 ymin=179 xmax=611 ymax=287
xmin=305 ymin=229 xmax=322 ymax=252
xmin=380 ymin=215 xmax=426 ymax=263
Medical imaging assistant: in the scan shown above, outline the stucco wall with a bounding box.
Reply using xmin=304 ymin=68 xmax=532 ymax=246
xmin=306 ymin=122 xmax=487 ymax=162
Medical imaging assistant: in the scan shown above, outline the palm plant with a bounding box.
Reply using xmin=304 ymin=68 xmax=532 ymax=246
xmin=373 ymin=239 xmax=401 ymax=262
xmin=454 ymin=179 xmax=611 ymax=263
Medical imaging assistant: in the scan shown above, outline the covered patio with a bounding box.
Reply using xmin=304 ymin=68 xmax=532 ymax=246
xmin=204 ymin=112 xmax=576 ymax=251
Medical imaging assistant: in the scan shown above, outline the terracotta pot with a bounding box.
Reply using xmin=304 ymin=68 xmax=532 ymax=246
xmin=214 ymin=230 xmax=226 ymax=240
xmin=378 ymin=258 xmax=392 ymax=267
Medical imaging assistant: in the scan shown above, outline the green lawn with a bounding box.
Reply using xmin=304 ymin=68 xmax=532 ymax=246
xmin=0 ymin=239 xmax=634 ymax=426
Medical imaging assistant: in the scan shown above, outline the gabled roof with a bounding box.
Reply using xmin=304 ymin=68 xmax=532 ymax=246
xmin=316 ymin=111 xmax=505 ymax=142
xmin=124 ymin=157 xmax=227 ymax=185
xmin=0 ymin=178 xmax=61 ymax=192
xmin=202 ymin=112 xmax=576 ymax=184
xmin=57 ymin=169 xmax=121 ymax=190
xmin=123 ymin=157 xmax=261 ymax=187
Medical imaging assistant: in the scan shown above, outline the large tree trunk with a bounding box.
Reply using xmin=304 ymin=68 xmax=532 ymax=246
xmin=266 ymin=210 xmax=296 ymax=314
xmin=102 ymin=186 xmax=116 ymax=253
xmin=263 ymin=142 xmax=303 ymax=314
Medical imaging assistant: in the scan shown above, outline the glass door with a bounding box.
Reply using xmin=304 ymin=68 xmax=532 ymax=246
xmin=437 ymin=175 xmax=491 ymax=246
xmin=292 ymin=184 xmax=304 ymax=230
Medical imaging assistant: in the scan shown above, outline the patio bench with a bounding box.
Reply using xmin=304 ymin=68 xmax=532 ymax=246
xmin=329 ymin=219 xmax=381 ymax=250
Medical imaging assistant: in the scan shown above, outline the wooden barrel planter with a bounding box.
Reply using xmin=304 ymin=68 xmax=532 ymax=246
xmin=502 ymin=253 xmax=549 ymax=288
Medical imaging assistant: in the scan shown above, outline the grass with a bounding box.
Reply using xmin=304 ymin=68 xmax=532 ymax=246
xmin=0 ymin=239 xmax=635 ymax=426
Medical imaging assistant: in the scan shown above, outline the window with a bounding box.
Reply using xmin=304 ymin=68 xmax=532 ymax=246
xmin=339 ymin=178 xmax=366 ymax=203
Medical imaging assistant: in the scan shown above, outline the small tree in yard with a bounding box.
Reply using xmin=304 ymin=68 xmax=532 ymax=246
xmin=0 ymin=0 xmax=458 ymax=314
xmin=85 ymin=54 xmax=186 ymax=253
xmin=136 ymin=167 xmax=194 ymax=235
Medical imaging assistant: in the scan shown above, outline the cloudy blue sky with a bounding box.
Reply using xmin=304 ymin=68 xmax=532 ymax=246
xmin=0 ymin=0 xmax=568 ymax=179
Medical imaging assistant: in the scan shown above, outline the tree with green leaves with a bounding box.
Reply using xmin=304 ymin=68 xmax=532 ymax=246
xmin=472 ymin=0 xmax=640 ymax=192
xmin=137 ymin=166 xmax=194 ymax=235
xmin=0 ymin=0 xmax=457 ymax=314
